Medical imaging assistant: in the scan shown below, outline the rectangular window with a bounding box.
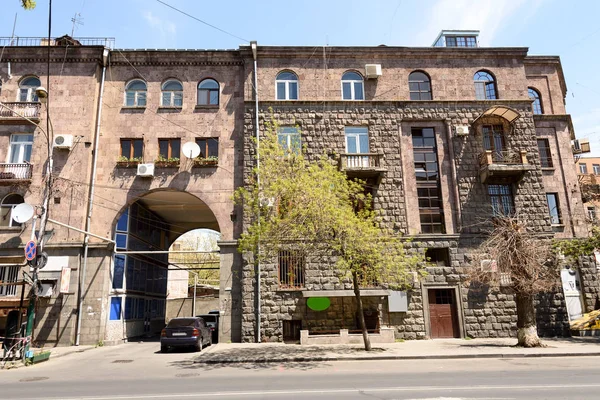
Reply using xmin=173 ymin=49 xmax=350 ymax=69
xmin=8 ymin=134 xmax=34 ymax=164
xmin=345 ymin=127 xmax=369 ymax=168
xmin=446 ymin=36 xmax=477 ymax=47
xmin=488 ymin=184 xmax=515 ymax=217
xmin=593 ymin=164 xmax=600 ymax=175
xmin=278 ymin=127 xmax=301 ymax=154
xmin=588 ymin=206 xmax=596 ymax=221
xmin=120 ymin=139 xmax=143 ymax=160
xmin=537 ymin=139 xmax=553 ymax=168
xmin=195 ymin=138 xmax=219 ymax=159
xmin=278 ymin=250 xmax=305 ymax=288
xmin=110 ymin=297 xmax=122 ymax=320
xmin=546 ymin=193 xmax=562 ymax=225
xmin=412 ymin=128 xmax=445 ymax=233
xmin=579 ymin=163 xmax=588 ymax=174
xmin=425 ymin=248 xmax=450 ymax=266
xmin=158 ymin=138 xmax=181 ymax=160
xmin=0 ymin=265 xmax=19 ymax=296
xmin=113 ymin=255 xmax=125 ymax=290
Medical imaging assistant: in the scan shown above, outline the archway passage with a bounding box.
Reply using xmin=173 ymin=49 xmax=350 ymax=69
xmin=109 ymin=190 xmax=221 ymax=341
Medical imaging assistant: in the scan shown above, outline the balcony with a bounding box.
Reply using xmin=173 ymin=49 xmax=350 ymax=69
xmin=0 ymin=102 xmax=41 ymax=124
xmin=0 ymin=163 xmax=33 ymax=185
xmin=478 ymin=150 xmax=534 ymax=184
xmin=338 ymin=153 xmax=387 ymax=179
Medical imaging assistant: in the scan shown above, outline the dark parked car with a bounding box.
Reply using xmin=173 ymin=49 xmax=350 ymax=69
xmin=196 ymin=313 xmax=219 ymax=343
xmin=160 ymin=317 xmax=211 ymax=353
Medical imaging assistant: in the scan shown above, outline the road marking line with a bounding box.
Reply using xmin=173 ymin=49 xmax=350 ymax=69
xmin=18 ymin=383 xmax=600 ymax=399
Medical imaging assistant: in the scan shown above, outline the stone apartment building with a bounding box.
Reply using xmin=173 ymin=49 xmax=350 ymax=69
xmin=575 ymin=156 xmax=600 ymax=224
xmin=0 ymin=30 xmax=596 ymax=347
xmin=239 ymin=31 xmax=596 ymax=343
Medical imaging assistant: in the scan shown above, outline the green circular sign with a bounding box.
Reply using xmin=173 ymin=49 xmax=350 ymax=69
xmin=307 ymin=297 xmax=331 ymax=311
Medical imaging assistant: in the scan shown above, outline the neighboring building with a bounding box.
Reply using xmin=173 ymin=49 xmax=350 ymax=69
xmin=0 ymin=30 xmax=597 ymax=347
xmin=239 ymin=30 xmax=596 ymax=342
xmin=575 ymin=156 xmax=600 ymax=226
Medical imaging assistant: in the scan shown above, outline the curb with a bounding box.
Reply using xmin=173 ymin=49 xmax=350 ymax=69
xmin=194 ymin=351 xmax=600 ymax=364
xmin=1 ymin=346 xmax=95 ymax=370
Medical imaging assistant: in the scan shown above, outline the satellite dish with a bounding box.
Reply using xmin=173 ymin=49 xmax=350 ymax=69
xmin=12 ymin=203 xmax=34 ymax=224
xmin=182 ymin=142 xmax=201 ymax=159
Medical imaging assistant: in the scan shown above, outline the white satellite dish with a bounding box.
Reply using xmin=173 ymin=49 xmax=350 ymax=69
xmin=12 ymin=203 xmax=35 ymax=224
xmin=182 ymin=142 xmax=201 ymax=159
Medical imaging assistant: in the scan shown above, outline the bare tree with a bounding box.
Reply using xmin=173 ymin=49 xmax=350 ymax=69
xmin=467 ymin=216 xmax=560 ymax=347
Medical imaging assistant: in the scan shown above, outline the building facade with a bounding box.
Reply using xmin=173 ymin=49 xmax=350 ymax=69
xmin=0 ymin=31 xmax=597 ymax=347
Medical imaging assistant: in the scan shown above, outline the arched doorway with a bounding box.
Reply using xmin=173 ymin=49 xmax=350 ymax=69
xmin=107 ymin=190 xmax=221 ymax=341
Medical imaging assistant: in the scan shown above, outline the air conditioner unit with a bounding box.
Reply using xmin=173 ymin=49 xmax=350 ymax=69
xmin=365 ymin=64 xmax=382 ymax=79
xmin=53 ymin=134 xmax=73 ymax=149
xmin=137 ymin=163 xmax=155 ymax=177
xmin=454 ymin=125 xmax=470 ymax=136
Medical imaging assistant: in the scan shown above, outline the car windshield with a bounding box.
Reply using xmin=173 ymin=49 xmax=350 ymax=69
xmin=199 ymin=315 xmax=216 ymax=323
xmin=167 ymin=318 xmax=196 ymax=328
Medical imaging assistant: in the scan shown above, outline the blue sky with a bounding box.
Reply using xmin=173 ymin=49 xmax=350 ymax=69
xmin=2 ymin=0 xmax=599 ymax=156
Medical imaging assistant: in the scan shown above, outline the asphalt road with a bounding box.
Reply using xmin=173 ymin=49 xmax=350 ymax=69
xmin=1 ymin=341 xmax=599 ymax=399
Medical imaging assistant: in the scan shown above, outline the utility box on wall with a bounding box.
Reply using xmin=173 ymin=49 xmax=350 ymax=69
xmin=388 ymin=290 xmax=408 ymax=312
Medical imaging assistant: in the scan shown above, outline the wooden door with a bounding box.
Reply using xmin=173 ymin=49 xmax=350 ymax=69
xmin=283 ymin=320 xmax=301 ymax=342
xmin=428 ymin=289 xmax=459 ymax=338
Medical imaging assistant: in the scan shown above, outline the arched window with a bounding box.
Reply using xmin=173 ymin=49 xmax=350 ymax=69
xmin=528 ymin=87 xmax=543 ymax=115
xmin=409 ymin=71 xmax=432 ymax=100
xmin=276 ymin=71 xmax=298 ymax=100
xmin=0 ymin=194 xmax=24 ymax=228
xmin=125 ymin=79 xmax=147 ymax=107
xmin=341 ymin=71 xmax=364 ymax=100
xmin=197 ymin=79 xmax=219 ymax=105
xmin=474 ymin=71 xmax=497 ymax=100
xmin=161 ymin=80 xmax=183 ymax=107
xmin=18 ymin=76 xmax=41 ymax=102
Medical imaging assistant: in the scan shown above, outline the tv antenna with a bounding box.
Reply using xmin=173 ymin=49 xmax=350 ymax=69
xmin=71 ymin=13 xmax=84 ymax=36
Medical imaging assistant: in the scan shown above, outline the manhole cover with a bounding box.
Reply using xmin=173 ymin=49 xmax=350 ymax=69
xmin=19 ymin=376 xmax=49 ymax=382
xmin=112 ymin=360 xmax=134 ymax=364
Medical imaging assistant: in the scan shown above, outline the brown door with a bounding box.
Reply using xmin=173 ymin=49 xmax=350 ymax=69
xmin=428 ymin=289 xmax=459 ymax=338
xmin=283 ymin=320 xmax=301 ymax=343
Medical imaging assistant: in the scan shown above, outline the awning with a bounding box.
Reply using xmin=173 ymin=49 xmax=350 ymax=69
xmin=302 ymin=289 xmax=390 ymax=298
xmin=473 ymin=105 xmax=521 ymax=124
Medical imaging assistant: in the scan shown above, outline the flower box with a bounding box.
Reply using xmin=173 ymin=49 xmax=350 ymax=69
xmin=193 ymin=159 xmax=218 ymax=167
xmin=116 ymin=160 xmax=140 ymax=168
xmin=155 ymin=161 xmax=180 ymax=168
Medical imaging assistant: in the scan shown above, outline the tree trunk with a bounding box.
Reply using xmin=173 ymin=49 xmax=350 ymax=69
xmin=516 ymin=293 xmax=542 ymax=348
xmin=352 ymin=271 xmax=372 ymax=351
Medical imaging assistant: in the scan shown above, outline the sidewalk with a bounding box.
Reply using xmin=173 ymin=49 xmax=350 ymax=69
xmin=1 ymin=344 xmax=95 ymax=369
xmin=193 ymin=337 xmax=600 ymax=364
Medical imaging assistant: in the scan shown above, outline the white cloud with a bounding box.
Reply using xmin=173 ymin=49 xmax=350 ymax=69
xmin=143 ymin=10 xmax=176 ymax=46
xmin=416 ymin=0 xmax=544 ymax=46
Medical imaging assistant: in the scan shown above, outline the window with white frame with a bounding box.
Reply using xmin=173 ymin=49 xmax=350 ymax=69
xmin=0 ymin=194 xmax=24 ymax=228
xmin=161 ymin=80 xmax=183 ymax=107
xmin=197 ymin=79 xmax=219 ymax=105
xmin=579 ymin=163 xmax=588 ymax=174
xmin=0 ymin=265 xmax=19 ymax=296
xmin=277 ymin=127 xmax=301 ymax=154
xmin=587 ymin=206 xmax=596 ymax=221
xmin=276 ymin=71 xmax=298 ymax=100
xmin=8 ymin=134 xmax=33 ymax=164
xmin=124 ymin=79 xmax=147 ymax=107
xmin=593 ymin=164 xmax=600 ymax=175
xmin=18 ymin=76 xmax=41 ymax=102
xmin=341 ymin=71 xmax=364 ymax=100
xmin=345 ymin=127 xmax=369 ymax=167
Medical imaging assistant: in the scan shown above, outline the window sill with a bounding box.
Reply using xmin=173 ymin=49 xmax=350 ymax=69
xmin=158 ymin=106 xmax=182 ymax=110
xmin=195 ymin=104 xmax=219 ymax=110
xmin=551 ymin=224 xmax=565 ymax=228
xmin=541 ymin=167 xmax=555 ymax=172
xmin=0 ymin=227 xmax=22 ymax=232
xmin=121 ymin=106 xmax=146 ymax=110
xmin=276 ymin=287 xmax=304 ymax=292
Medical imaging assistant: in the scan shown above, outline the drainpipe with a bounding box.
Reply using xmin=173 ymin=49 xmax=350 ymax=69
xmin=76 ymin=48 xmax=109 ymax=346
xmin=251 ymin=41 xmax=261 ymax=343
xmin=444 ymin=120 xmax=462 ymax=231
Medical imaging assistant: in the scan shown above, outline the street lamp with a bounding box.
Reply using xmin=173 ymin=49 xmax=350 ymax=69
xmin=35 ymin=87 xmax=48 ymax=102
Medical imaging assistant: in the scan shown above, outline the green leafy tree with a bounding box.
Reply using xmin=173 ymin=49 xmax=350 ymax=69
xmin=467 ymin=216 xmax=560 ymax=347
xmin=20 ymin=0 xmax=36 ymax=9
xmin=235 ymin=117 xmax=425 ymax=351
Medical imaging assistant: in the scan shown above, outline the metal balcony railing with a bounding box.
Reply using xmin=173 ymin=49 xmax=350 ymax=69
xmin=0 ymin=102 xmax=41 ymax=121
xmin=479 ymin=150 xmax=528 ymax=166
xmin=0 ymin=36 xmax=115 ymax=48
xmin=0 ymin=163 xmax=33 ymax=181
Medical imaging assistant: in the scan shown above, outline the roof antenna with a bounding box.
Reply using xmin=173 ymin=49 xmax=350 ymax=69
xmin=70 ymin=13 xmax=84 ymax=36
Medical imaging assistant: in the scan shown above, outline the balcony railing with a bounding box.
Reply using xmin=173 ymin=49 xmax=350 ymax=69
xmin=0 ymin=102 xmax=41 ymax=122
xmin=338 ymin=153 xmax=387 ymax=179
xmin=478 ymin=150 xmax=533 ymax=183
xmin=0 ymin=36 xmax=115 ymax=48
xmin=0 ymin=163 xmax=33 ymax=183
